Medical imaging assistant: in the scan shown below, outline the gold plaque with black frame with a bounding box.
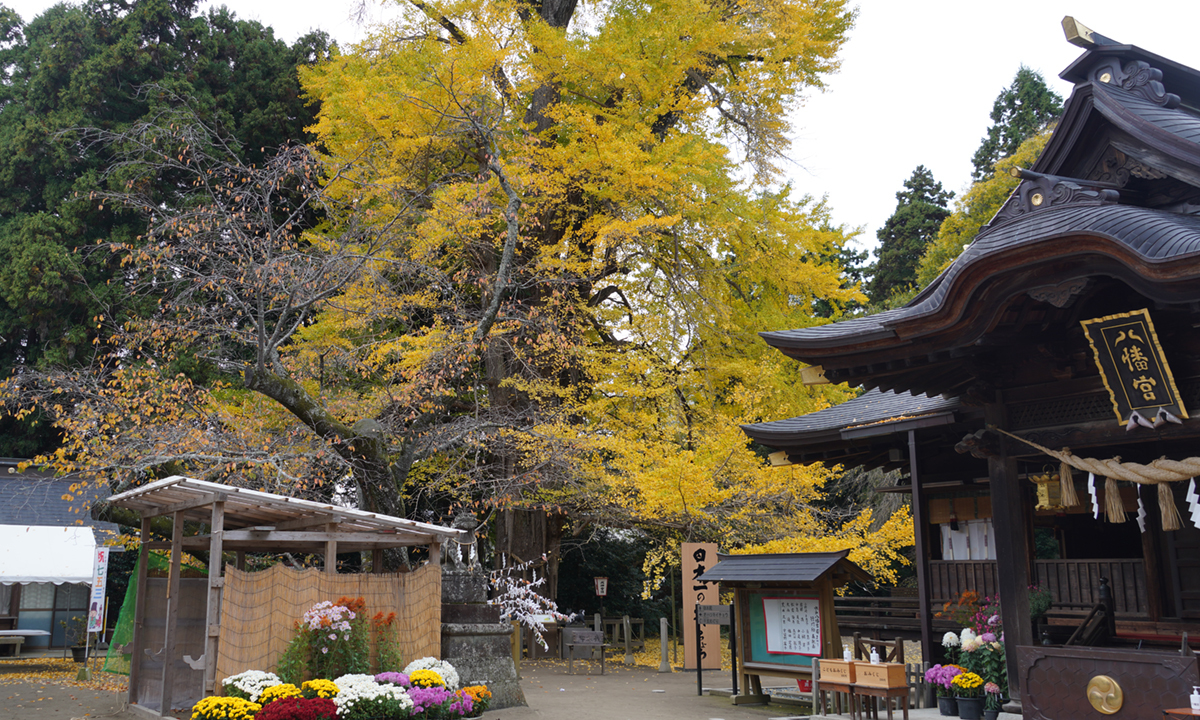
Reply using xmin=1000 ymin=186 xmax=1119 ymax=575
xmin=1080 ymin=308 xmax=1188 ymax=426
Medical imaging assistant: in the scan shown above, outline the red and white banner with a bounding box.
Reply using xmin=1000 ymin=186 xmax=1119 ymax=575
xmin=87 ymin=547 xmax=110 ymax=634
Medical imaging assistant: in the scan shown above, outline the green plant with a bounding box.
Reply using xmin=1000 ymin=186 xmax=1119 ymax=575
xmin=1028 ymin=585 xmax=1052 ymax=618
xmin=371 ymin=611 xmax=403 ymax=672
xmin=60 ymin=615 xmax=88 ymax=647
xmin=277 ymin=597 xmax=370 ymax=684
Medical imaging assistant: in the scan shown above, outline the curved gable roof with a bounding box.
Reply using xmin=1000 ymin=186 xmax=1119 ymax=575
xmin=762 ymin=37 xmax=1200 ymax=387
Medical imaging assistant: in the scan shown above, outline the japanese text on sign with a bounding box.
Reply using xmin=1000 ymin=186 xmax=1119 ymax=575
xmin=1081 ymin=309 xmax=1188 ymax=424
xmin=762 ymin=596 xmax=821 ymax=656
xmin=682 ymin=542 xmax=721 ymax=670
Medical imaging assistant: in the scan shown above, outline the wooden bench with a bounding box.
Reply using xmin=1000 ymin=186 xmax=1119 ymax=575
xmin=565 ymin=630 xmax=607 ymax=675
xmin=0 ymin=636 xmax=23 ymax=657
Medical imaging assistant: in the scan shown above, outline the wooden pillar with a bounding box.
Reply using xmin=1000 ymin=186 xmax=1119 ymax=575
xmin=325 ymin=523 xmax=338 ymax=575
xmin=204 ymin=499 xmax=225 ymax=694
xmin=1140 ymin=488 xmax=1163 ymax=622
xmin=985 ymin=399 xmax=1032 ymax=701
xmin=235 ymin=551 xmax=246 ymax=571
xmin=908 ymin=430 xmax=934 ymax=669
xmin=128 ymin=516 xmax=151 ymax=706
xmin=428 ymin=541 xmax=441 ymax=569
xmin=161 ymin=511 xmax=185 ymax=715
xmin=372 ymin=549 xmax=384 ymax=574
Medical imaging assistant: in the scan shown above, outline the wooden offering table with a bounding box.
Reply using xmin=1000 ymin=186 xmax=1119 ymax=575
xmin=853 ymin=661 xmax=909 ymax=720
xmin=816 ymin=659 xmax=858 ymax=720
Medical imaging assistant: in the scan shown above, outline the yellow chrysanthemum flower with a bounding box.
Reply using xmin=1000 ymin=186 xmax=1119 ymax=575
xmin=410 ymin=668 xmax=446 ymax=688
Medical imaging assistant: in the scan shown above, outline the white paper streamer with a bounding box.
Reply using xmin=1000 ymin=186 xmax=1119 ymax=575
xmin=1088 ymin=472 xmax=1099 ymax=520
xmin=1190 ymin=478 xmax=1200 ymax=529
xmin=1136 ymin=483 xmax=1147 ymax=533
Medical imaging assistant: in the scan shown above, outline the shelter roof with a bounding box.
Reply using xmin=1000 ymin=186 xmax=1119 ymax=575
xmin=697 ymin=550 xmax=870 ymax=586
xmin=107 ymin=476 xmax=465 ymax=549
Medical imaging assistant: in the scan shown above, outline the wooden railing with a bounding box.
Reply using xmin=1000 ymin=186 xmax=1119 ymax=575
xmin=836 ymin=558 xmax=1148 ymax=638
xmin=1035 ymin=559 xmax=1147 ymax=615
xmin=930 ymin=560 xmax=999 ymax=601
xmin=928 ymin=559 xmax=1146 ymax=615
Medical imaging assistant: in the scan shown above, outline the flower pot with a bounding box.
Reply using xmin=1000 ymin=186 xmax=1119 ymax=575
xmin=938 ymin=695 xmax=959 ymax=716
xmin=956 ymin=696 xmax=984 ymax=720
xmin=983 ymin=710 xmax=1000 ymax=720
xmin=70 ymin=645 xmax=88 ymax=663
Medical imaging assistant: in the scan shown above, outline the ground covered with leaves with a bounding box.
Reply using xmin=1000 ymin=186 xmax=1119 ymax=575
xmin=0 ymin=657 xmax=128 ymax=691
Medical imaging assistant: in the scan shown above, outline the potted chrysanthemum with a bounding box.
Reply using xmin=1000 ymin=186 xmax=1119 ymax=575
xmin=951 ymin=671 xmax=985 ymax=720
xmin=984 ymin=681 xmax=1003 ymax=720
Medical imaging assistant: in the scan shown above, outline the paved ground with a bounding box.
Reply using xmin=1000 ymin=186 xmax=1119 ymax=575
xmin=0 ymin=657 xmax=1021 ymax=719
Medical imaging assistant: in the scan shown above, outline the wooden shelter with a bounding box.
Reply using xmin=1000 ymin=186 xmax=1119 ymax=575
xmin=744 ymin=18 xmax=1200 ymax=720
xmin=106 ymin=476 xmax=465 ymax=719
xmin=697 ymin=551 xmax=870 ymax=705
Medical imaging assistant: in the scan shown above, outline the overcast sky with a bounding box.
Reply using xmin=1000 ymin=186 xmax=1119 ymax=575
xmin=5 ymin=0 xmax=1199 ymax=257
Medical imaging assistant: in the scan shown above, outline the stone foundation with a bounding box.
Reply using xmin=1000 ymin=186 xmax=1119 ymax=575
xmin=442 ymin=569 xmax=525 ymax=709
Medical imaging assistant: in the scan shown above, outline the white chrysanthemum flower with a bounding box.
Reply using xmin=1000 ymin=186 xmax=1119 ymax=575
xmin=942 ymin=631 xmax=959 ymax=647
xmin=222 ymin=670 xmax=281 ymax=702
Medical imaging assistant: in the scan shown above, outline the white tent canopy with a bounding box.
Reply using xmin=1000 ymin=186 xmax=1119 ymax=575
xmin=0 ymin=525 xmax=95 ymax=585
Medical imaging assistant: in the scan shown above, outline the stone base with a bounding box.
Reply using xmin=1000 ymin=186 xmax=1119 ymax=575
xmin=443 ymin=619 xmax=525 ymax=709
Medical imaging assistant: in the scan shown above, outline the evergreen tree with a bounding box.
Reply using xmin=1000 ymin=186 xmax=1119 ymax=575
xmin=970 ymin=65 xmax=1063 ymax=182
xmin=867 ymin=166 xmax=953 ymax=304
xmin=0 ymin=0 xmax=331 ymax=373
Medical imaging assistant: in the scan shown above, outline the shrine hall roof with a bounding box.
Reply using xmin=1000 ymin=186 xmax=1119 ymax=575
xmin=741 ymin=388 xmax=959 ymax=446
xmin=762 ymin=32 xmax=1200 ymax=370
xmin=762 ymin=204 xmax=1200 ymax=356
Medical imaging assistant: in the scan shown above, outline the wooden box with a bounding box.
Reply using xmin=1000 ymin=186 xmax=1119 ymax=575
xmin=818 ymin=659 xmax=856 ymax=683
xmin=854 ymin=661 xmax=907 ymax=688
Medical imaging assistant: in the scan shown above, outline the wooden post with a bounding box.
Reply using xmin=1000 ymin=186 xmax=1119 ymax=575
xmin=236 ymin=551 xmax=246 ymax=571
xmin=325 ymin=523 xmax=338 ymax=575
xmin=127 ymin=516 xmax=151 ymax=706
xmin=1140 ymin=490 xmax=1163 ymax=622
xmin=372 ymin=548 xmax=384 ymax=574
xmin=908 ymin=429 xmax=934 ymax=688
xmin=985 ymin=399 xmax=1032 ymax=701
xmin=428 ymin=542 xmax=441 ymax=569
xmin=204 ymin=499 xmax=225 ymax=694
xmin=161 ymin=511 xmax=185 ymax=715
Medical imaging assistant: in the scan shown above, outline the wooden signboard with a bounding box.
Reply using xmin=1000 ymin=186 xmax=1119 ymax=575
xmin=682 ymin=542 xmax=721 ymax=670
xmin=1081 ymin=308 xmax=1187 ymax=424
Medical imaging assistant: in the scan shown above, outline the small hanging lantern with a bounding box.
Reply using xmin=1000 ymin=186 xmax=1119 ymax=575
xmin=1031 ymin=467 xmax=1064 ymax=511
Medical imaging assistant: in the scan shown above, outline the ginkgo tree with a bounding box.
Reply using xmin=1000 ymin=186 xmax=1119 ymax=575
xmin=3 ymin=0 xmax=916 ymax=590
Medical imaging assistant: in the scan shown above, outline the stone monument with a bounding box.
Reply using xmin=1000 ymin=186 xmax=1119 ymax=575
xmin=441 ymin=513 xmax=525 ymax=709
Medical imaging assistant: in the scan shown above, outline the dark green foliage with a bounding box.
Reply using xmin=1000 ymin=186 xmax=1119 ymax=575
xmin=0 ymin=0 xmax=331 ymax=376
xmin=556 ymin=528 xmax=672 ymax=625
xmin=866 ymin=166 xmax=952 ymax=304
xmin=813 ymin=238 xmax=869 ymax=318
xmin=970 ymin=66 xmax=1063 ymax=182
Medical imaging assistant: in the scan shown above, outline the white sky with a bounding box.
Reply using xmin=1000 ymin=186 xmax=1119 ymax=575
xmin=6 ymin=0 xmax=1200 ymax=257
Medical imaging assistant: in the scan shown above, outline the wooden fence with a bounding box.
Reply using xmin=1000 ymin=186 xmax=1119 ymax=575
xmin=214 ymin=563 xmax=442 ymax=683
